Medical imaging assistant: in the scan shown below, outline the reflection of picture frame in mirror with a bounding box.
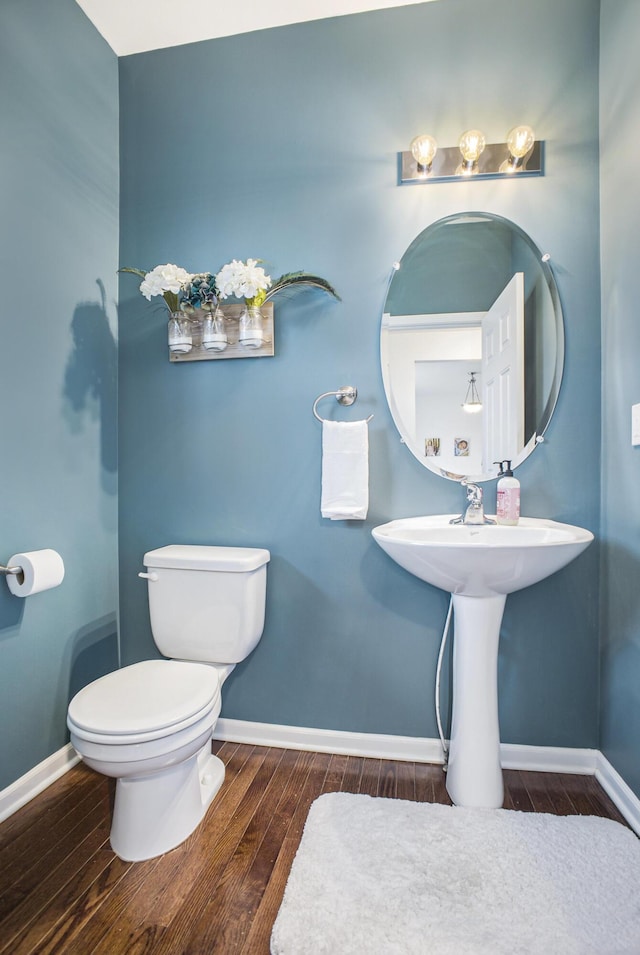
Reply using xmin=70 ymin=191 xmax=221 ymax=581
xmin=454 ymin=438 xmax=470 ymax=457
xmin=425 ymin=438 xmax=441 ymax=457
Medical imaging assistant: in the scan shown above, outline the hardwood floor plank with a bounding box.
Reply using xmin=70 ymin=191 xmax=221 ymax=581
xmin=180 ymin=748 xmax=312 ymax=954
xmin=534 ymin=770 xmax=578 ymax=816
xmin=238 ymin=750 xmax=332 ymax=955
xmin=2 ymin=846 xmax=130 ymax=955
xmin=395 ymin=760 xmax=416 ymax=802
xmin=0 ymin=787 xmax=111 ymax=924
xmin=320 ymin=753 xmax=349 ymax=794
xmin=0 ymin=764 xmax=102 ymax=851
xmin=340 ymin=755 xmax=365 ymax=794
xmin=520 ymin=770 xmax=558 ymax=815
xmin=0 ymin=768 xmax=106 ymax=897
xmin=0 ymin=821 xmax=110 ymax=947
xmin=378 ymin=759 xmax=398 ymax=799
xmin=503 ymin=769 xmax=535 ymax=812
xmin=414 ymin=762 xmax=438 ymax=803
xmin=214 ymin=750 xmax=318 ymax=955
xmin=555 ymin=773 xmax=604 ymax=816
xmin=357 ymin=757 xmax=381 ymax=796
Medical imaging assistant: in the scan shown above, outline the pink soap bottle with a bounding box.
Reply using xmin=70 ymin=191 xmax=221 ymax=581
xmin=495 ymin=460 xmax=520 ymax=526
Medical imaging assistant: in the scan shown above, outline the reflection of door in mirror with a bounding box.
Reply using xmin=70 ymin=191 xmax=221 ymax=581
xmin=482 ymin=273 xmax=525 ymax=467
xmin=385 ymin=272 xmax=525 ymax=476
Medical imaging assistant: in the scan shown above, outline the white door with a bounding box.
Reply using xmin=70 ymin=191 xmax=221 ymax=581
xmin=481 ymin=273 xmax=525 ymax=469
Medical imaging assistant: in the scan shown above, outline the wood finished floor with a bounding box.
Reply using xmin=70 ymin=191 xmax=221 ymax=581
xmin=0 ymin=742 xmax=629 ymax=954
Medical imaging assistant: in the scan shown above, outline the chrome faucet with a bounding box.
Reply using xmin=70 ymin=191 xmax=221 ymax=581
xmin=450 ymin=481 xmax=496 ymax=525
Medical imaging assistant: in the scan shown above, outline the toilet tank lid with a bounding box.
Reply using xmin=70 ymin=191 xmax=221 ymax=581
xmin=143 ymin=544 xmax=270 ymax=572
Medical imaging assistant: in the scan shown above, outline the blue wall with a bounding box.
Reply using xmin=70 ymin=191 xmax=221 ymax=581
xmin=599 ymin=0 xmax=640 ymax=794
xmin=0 ymin=1 xmax=119 ymax=788
xmin=119 ymin=0 xmax=602 ymax=748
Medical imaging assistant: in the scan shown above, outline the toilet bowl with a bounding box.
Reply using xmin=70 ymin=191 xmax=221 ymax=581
xmin=67 ymin=545 xmax=269 ymax=862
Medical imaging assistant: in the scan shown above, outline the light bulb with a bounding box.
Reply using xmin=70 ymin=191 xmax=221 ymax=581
xmin=503 ymin=125 xmax=536 ymax=172
xmin=507 ymin=125 xmax=535 ymax=160
xmin=458 ymin=129 xmax=486 ymax=167
xmin=410 ymin=134 xmax=438 ymax=173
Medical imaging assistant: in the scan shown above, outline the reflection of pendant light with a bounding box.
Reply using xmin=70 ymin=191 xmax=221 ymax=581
xmin=462 ymin=372 xmax=482 ymax=413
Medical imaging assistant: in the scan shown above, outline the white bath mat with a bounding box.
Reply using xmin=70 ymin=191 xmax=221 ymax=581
xmin=271 ymin=792 xmax=640 ymax=955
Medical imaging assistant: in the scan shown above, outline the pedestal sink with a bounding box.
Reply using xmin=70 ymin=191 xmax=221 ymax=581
xmin=372 ymin=516 xmax=593 ymax=809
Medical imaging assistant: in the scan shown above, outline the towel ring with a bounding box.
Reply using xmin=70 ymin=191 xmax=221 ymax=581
xmin=312 ymin=385 xmax=373 ymax=423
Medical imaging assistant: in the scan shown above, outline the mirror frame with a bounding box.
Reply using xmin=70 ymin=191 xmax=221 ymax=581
xmin=381 ymin=212 xmax=565 ymax=482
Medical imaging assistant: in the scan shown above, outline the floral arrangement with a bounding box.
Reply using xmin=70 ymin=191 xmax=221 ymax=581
xmin=182 ymin=273 xmax=217 ymax=312
xmin=215 ymin=259 xmax=271 ymax=307
xmin=120 ymin=259 xmax=340 ymax=314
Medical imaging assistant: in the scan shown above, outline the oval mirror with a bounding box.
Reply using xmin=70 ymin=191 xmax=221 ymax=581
xmin=381 ymin=212 xmax=564 ymax=482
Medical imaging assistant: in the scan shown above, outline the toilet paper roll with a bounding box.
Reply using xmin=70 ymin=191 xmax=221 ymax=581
xmin=6 ymin=549 xmax=65 ymax=597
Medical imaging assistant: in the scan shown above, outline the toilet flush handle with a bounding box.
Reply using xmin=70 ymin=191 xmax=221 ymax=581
xmin=138 ymin=571 xmax=158 ymax=582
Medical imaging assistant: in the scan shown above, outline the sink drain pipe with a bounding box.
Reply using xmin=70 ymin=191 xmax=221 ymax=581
xmin=435 ymin=595 xmax=453 ymax=769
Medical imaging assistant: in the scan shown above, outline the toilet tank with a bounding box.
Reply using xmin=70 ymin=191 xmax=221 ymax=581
xmin=143 ymin=545 xmax=270 ymax=664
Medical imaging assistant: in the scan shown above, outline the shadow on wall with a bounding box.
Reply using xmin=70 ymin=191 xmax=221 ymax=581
xmin=67 ymin=613 xmax=119 ymax=703
xmin=63 ymin=280 xmax=117 ymax=488
xmin=0 ymin=582 xmax=24 ymax=635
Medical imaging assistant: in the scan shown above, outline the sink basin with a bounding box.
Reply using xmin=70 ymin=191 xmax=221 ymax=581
xmin=372 ymin=514 xmax=594 ymax=810
xmin=372 ymin=515 xmax=594 ymax=597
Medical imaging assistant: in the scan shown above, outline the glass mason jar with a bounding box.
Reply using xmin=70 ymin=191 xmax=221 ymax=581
xmin=168 ymin=312 xmax=192 ymax=354
xmin=238 ymin=305 xmax=265 ymax=349
xmin=201 ymin=307 xmax=228 ymax=351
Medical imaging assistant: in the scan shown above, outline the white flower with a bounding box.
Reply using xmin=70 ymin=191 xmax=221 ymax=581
xmin=139 ymin=263 xmax=193 ymax=300
xmin=215 ymin=258 xmax=271 ymax=301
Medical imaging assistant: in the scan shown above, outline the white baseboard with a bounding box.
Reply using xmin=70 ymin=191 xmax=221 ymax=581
xmin=215 ymin=718 xmax=446 ymax=763
xmin=214 ymin=718 xmax=599 ymax=774
xmin=595 ymin=752 xmax=640 ymax=836
xmin=0 ymin=744 xmax=80 ymax=824
xmin=500 ymin=741 xmax=598 ymax=775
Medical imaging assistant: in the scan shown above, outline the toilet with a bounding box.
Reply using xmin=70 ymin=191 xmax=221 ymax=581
xmin=67 ymin=544 xmax=270 ymax=862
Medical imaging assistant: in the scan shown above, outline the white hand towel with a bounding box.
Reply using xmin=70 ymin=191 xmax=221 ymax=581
xmin=321 ymin=419 xmax=369 ymax=520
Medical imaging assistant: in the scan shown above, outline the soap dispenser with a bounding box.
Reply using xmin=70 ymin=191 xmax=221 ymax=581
xmin=495 ymin=460 xmax=520 ymax=526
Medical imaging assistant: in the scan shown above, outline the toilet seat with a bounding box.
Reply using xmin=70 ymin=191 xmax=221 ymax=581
xmin=67 ymin=660 xmax=221 ymax=745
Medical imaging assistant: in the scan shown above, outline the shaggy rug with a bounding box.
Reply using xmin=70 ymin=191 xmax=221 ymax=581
xmin=271 ymin=792 xmax=640 ymax=955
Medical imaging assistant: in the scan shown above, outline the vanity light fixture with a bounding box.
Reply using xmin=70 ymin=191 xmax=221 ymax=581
xmin=400 ymin=125 xmax=542 ymax=184
xmin=462 ymin=372 xmax=483 ymax=414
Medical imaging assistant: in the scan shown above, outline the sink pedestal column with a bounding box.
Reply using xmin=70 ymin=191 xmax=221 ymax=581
xmin=445 ymin=593 xmax=506 ymax=809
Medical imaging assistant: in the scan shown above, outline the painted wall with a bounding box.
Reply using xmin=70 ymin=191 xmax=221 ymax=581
xmin=0 ymin=1 xmax=119 ymax=788
xmin=599 ymin=0 xmax=640 ymax=796
xmin=119 ymin=0 xmax=601 ymax=747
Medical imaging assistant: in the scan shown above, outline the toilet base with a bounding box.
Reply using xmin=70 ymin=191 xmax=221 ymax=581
xmin=110 ymin=744 xmax=225 ymax=861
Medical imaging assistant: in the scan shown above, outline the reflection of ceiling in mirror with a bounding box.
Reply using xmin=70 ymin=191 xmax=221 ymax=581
xmin=387 ymin=220 xmax=514 ymax=316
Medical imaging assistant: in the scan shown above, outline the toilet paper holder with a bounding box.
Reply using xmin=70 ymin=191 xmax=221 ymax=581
xmin=0 ymin=562 xmax=22 ymax=576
